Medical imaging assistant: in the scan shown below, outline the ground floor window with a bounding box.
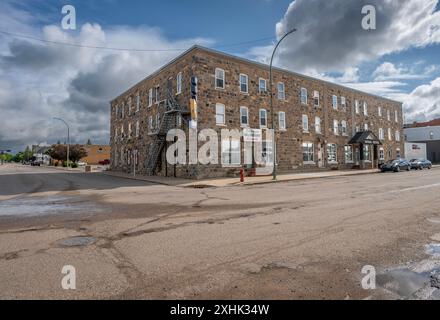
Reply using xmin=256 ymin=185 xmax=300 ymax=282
xmin=344 ymin=145 xmax=353 ymax=163
xmin=302 ymin=142 xmax=314 ymax=163
xmin=363 ymin=145 xmax=371 ymax=161
xmin=221 ymin=138 xmax=241 ymax=166
xmin=379 ymin=148 xmax=385 ymax=161
xmin=396 ymin=148 xmax=401 ymax=159
xmin=327 ymin=144 xmax=337 ymax=163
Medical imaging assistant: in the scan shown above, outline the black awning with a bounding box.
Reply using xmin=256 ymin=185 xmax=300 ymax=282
xmin=348 ymin=131 xmax=382 ymax=145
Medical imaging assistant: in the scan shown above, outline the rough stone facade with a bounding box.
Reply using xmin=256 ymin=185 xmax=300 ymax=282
xmin=110 ymin=46 xmax=405 ymax=179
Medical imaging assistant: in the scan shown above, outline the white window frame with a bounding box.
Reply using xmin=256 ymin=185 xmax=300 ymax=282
xmin=135 ymin=120 xmax=140 ymax=137
xmin=396 ymin=148 xmax=401 ymax=159
xmin=388 ymin=128 xmax=392 ymax=141
xmin=333 ymin=120 xmax=339 ymax=136
xmin=363 ymin=102 xmax=368 ymax=116
xmin=387 ymin=110 xmax=391 ymax=121
xmin=259 ymin=109 xmax=267 ymax=128
xmin=313 ymin=91 xmax=320 ymax=107
xmin=379 ymin=128 xmax=384 ymax=140
xmin=315 ymin=117 xmax=322 ymax=134
xmin=259 ymin=78 xmax=267 ymax=93
xmin=148 ymin=116 xmax=153 ymax=132
xmin=136 ymin=94 xmax=140 ymax=112
xmin=177 ymin=72 xmax=182 ymax=95
xmin=302 ymin=115 xmax=309 ymax=133
xmin=301 ymin=88 xmax=308 ymax=105
xmin=395 ymin=130 xmax=401 ymax=142
xmin=332 ymin=95 xmax=338 ymax=110
xmin=278 ymin=82 xmax=285 ymax=100
xmin=341 ymin=120 xmax=348 ymax=136
xmin=240 ymin=106 xmax=249 ymax=127
xmin=379 ymin=148 xmax=385 ymax=161
xmin=364 ymin=123 xmax=369 ymax=131
xmin=302 ymin=142 xmax=315 ymax=164
xmin=148 ymin=88 xmax=153 ymax=107
xmin=155 ymin=86 xmax=160 ymax=103
xmin=395 ymin=111 xmax=399 ymax=123
xmin=378 ymin=106 xmax=382 ymax=117
xmin=216 ymin=103 xmax=226 ymax=126
xmin=327 ymin=143 xmax=338 ymax=163
xmin=341 ymin=97 xmax=346 ymax=111
xmin=279 ymin=111 xmax=286 ymax=131
xmin=221 ymin=138 xmax=241 ymax=167
xmin=239 ymin=74 xmax=248 ymax=94
xmin=215 ymin=68 xmax=225 ymax=89
xmin=355 ymin=100 xmax=360 ymax=114
xmin=364 ymin=145 xmax=371 ymax=162
xmin=344 ymin=145 xmax=354 ymax=163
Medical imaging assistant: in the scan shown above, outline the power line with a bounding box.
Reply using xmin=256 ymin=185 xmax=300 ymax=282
xmin=0 ymin=30 xmax=275 ymax=52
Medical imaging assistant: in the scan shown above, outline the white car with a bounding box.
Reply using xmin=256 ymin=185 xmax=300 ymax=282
xmin=77 ymin=161 xmax=87 ymax=167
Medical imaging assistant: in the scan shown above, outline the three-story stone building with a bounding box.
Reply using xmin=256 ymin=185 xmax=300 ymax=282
xmin=110 ymin=46 xmax=404 ymax=179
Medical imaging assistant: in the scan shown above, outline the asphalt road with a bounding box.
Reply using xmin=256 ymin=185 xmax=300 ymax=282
xmin=1 ymin=163 xmax=440 ymax=299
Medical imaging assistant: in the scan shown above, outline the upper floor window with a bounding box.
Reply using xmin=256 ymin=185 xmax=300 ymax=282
xmin=136 ymin=95 xmax=140 ymax=112
xmin=388 ymin=128 xmax=392 ymax=141
xmin=327 ymin=144 xmax=338 ymax=163
xmin=302 ymin=114 xmax=309 ymax=132
xmin=259 ymin=109 xmax=267 ymax=128
xmin=332 ymin=95 xmax=338 ymax=110
xmin=363 ymin=102 xmax=368 ymax=116
xmin=315 ymin=117 xmax=322 ymax=134
xmin=333 ymin=120 xmax=339 ymax=135
xmin=115 ymin=105 xmax=119 ymax=117
xmin=378 ymin=106 xmax=382 ymax=117
xmin=364 ymin=123 xmax=369 ymax=131
xmin=279 ymin=112 xmax=286 ymax=131
xmin=355 ymin=100 xmax=360 ymax=114
xmin=379 ymin=128 xmax=384 ymax=140
xmin=341 ymin=120 xmax=348 ymax=136
xmin=240 ymin=106 xmax=249 ymax=127
xmin=313 ymin=91 xmax=320 ymax=107
xmin=387 ymin=110 xmax=391 ymax=121
xmin=278 ymin=82 xmax=285 ymax=100
xmin=177 ymin=72 xmax=182 ymax=94
xmin=341 ymin=97 xmax=346 ymax=111
xmin=215 ymin=68 xmax=225 ymax=89
xmin=155 ymin=86 xmax=160 ymax=103
xmin=301 ymin=88 xmax=308 ymax=105
xmin=148 ymin=88 xmax=153 ymax=107
xmin=121 ymin=104 xmax=125 ymax=118
xmin=135 ymin=121 xmax=140 ymax=137
xmin=216 ymin=103 xmax=225 ymax=125
xmin=239 ymin=74 xmax=248 ymax=93
xmin=395 ymin=130 xmax=400 ymax=142
xmin=395 ymin=111 xmax=399 ymax=123
xmin=127 ymin=98 xmax=132 ymax=116
xmin=259 ymin=78 xmax=267 ymax=93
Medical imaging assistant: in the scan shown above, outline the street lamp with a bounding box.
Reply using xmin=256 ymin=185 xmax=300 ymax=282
xmin=270 ymin=28 xmax=297 ymax=181
xmin=53 ymin=117 xmax=70 ymax=169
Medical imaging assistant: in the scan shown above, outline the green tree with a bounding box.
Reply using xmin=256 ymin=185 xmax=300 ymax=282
xmin=47 ymin=144 xmax=88 ymax=164
xmin=86 ymin=139 xmax=92 ymax=145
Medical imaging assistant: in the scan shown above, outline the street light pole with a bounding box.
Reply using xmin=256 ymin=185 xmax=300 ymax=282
xmin=270 ymin=28 xmax=297 ymax=181
xmin=53 ymin=117 xmax=70 ymax=169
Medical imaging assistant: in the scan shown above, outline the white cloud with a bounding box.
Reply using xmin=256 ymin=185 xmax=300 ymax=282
xmin=403 ymin=77 xmax=440 ymax=122
xmin=373 ymin=61 xmax=438 ymax=81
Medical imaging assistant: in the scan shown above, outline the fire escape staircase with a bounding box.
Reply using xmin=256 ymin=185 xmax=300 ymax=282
xmin=145 ymin=90 xmax=189 ymax=176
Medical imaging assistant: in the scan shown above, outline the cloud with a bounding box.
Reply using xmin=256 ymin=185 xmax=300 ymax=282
xmin=0 ymin=6 xmax=211 ymax=152
xmin=373 ymin=61 xmax=438 ymax=81
xmin=251 ymin=0 xmax=440 ymax=74
xmin=403 ymin=77 xmax=440 ymax=122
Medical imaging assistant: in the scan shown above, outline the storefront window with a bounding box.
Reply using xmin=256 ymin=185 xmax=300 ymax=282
xmin=302 ymin=142 xmax=314 ymax=163
xmin=327 ymin=144 xmax=337 ymax=163
xmin=344 ymin=145 xmax=353 ymax=163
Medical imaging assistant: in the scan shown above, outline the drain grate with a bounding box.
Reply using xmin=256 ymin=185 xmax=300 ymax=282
xmin=57 ymin=236 xmax=96 ymax=247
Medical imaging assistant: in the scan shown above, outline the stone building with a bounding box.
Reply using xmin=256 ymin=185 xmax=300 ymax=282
xmin=110 ymin=45 xmax=404 ymax=179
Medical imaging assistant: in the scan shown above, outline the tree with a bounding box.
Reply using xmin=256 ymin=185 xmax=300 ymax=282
xmin=24 ymin=146 xmax=32 ymax=161
xmin=46 ymin=145 xmax=66 ymax=162
xmin=46 ymin=144 xmax=88 ymax=164
xmin=86 ymin=139 xmax=92 ymax=145
xmin=69 ymin=145 xmax=88 ymax=163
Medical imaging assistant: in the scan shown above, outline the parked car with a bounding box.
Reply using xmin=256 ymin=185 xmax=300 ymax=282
xmin=410 ymin=159 xmax=432 ymax=170
xmin=77 ymin=161 xmax=87 ymax=167
xmin=30 ymin=160 xmax=42 ymax=166
xmin=99 ymin=159 xmax=110 ymax=165
xmin=381 ymin=159 xmax=411 ymax=172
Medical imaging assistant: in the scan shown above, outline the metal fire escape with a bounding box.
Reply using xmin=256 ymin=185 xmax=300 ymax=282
xmin=145 ymin=90 xmax=188 ymax=176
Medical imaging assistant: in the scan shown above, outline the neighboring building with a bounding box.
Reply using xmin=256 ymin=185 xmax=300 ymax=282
xmin=32 ymin=145 xmax=51 ymax=165
xmin=81 ymin=145 xmax=110 ymax=165
xmin=404 ymin=119 xmax=440 ymax=163
xmin=405 ymin=142 xmax=427 ymax=161
xmin=110 ymin=45 xmax=404 ymax=179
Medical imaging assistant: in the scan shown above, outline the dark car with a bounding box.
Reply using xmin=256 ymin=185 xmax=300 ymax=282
xmin=381 ymin=159 xmax=411 ymax=172
xmin=410 ymin=159 xmax=432 ymax=170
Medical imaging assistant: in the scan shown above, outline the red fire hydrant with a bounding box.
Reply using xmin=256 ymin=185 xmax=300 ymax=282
xmin=240 ymin=168 xmax=245 ymax=183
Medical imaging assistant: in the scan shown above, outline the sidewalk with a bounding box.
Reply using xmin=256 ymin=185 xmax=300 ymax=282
xmin=101 ymin=168 xmax=384 ymax=188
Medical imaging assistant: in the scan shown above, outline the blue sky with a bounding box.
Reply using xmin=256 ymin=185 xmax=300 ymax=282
xmin=0 ymin=0 xmax=439 ymax=151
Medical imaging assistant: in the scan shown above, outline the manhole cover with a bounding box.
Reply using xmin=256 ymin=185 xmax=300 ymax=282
xmin=57 ymin=236 xmax=96 ymax=247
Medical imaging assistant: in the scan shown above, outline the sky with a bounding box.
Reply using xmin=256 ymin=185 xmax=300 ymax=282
xmin=0 ymin=0 xmax=439 ymax=152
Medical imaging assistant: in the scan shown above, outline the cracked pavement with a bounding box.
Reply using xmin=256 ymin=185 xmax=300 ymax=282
xmin=1 ymin=163 xmax=440 ymax=299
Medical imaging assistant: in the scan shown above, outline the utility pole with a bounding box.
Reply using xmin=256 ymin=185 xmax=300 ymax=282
xmin=53 ymin=117 xmax=70 ymax=169
xmin=269 ymin=28 xmax=297 ymax=180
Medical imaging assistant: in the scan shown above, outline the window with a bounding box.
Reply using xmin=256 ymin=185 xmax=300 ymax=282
xmin=128 ymin=122 xmax=132 ymax=138
xmin=395 ymin=111 xmax=399 ymax=123
xmin=363 ymin=102 xmax=368 ymax=116
xmin=388 ymin=128 xmax=392 ymax=141
xmin=279 ymin=112 xmax=286 ymax=131
xmin=240 ymin=106 xmax=249 ymax=127
xmin=135 ymin=120 xmax=140 ymax=137
xmin=156 ymin=114 xmax=160 ymax=131
xmin=395 ymin=130 xmax=401 ymax=142
xmin=378 ymin=106 xmax=382 ymax=117
xmin=302 ymin=115 xmax=309 ymax=132
xmin=278 ymin=82 xmax=285 ymax=100
xmin=239 ymin=74 xmax=248 ymax=93
xmin=379 ymin=128 xmax=384 ymax=140
xmin=259 ymin=78 xmax=267 ymax=93
xmin=301 ymin=88 xmax=308 ymax=105
xmin=332 ymin=95 xmax=338 ymax=110
xmin=313 ymin=91 xmax=320 ymax=107
xmin=115 ymin=105 xmax=119 ymax=117
xmin=121 ymin=124 xmax=124 ymax=139
xmin=302 ymin=142 xmax=314 ymax=163
xmin=259 ymin=109 xmax=267 ymax=128
xmin=396 ymin=149 xmax=401 ymax=159
xmin=364 ymin=145 xmax=371 ymax=161
xmin=215 ymin=68 xmax=225 ymax=89
xmin=222 ymin=138 xmax=241 ymax=166
xmin=341 ymin=97 xmax=346 ymax=111
xmin=356 ymin=125 xmax=360 ymax=133
xmin=333 ymin=120 xmax=339 ymax=135
xmin=136 ymin=95 xmax=140 ymax=112
xmin=364 ymin=123 xmax=369 ymax=131
xmin=327 ymin=144 xmax=337 ymax=163
xmin=355 ymin=100 xmax=360 ymax=114
xmin=344 ymin=145 xmax=353 ymax=163
xmin=341 ymin=120 xmax=348 ymax=136
xmin=155 ymin=86 xmax=160 ymax=103
xmin=148 ymin=116 xmax=153 ymax=132
xmin=128 ymin=98 xmax=132 ymax=116
xmin=148 ymin=89 xmax=153 ymax=107
xmin=216 ymin=103 xmax=225 ymax=125
xmin=315 ymin=117 xmax=322 ymax=134
xmin=387 ymin=110 xmax=391 ymax=121
xmin=379 ymin=148 xmax=385 ymax=161
xmin=114 ymin=127 xmax=118 ymax=141
xmin=177 ymin=72 xmax=182 ymax=94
